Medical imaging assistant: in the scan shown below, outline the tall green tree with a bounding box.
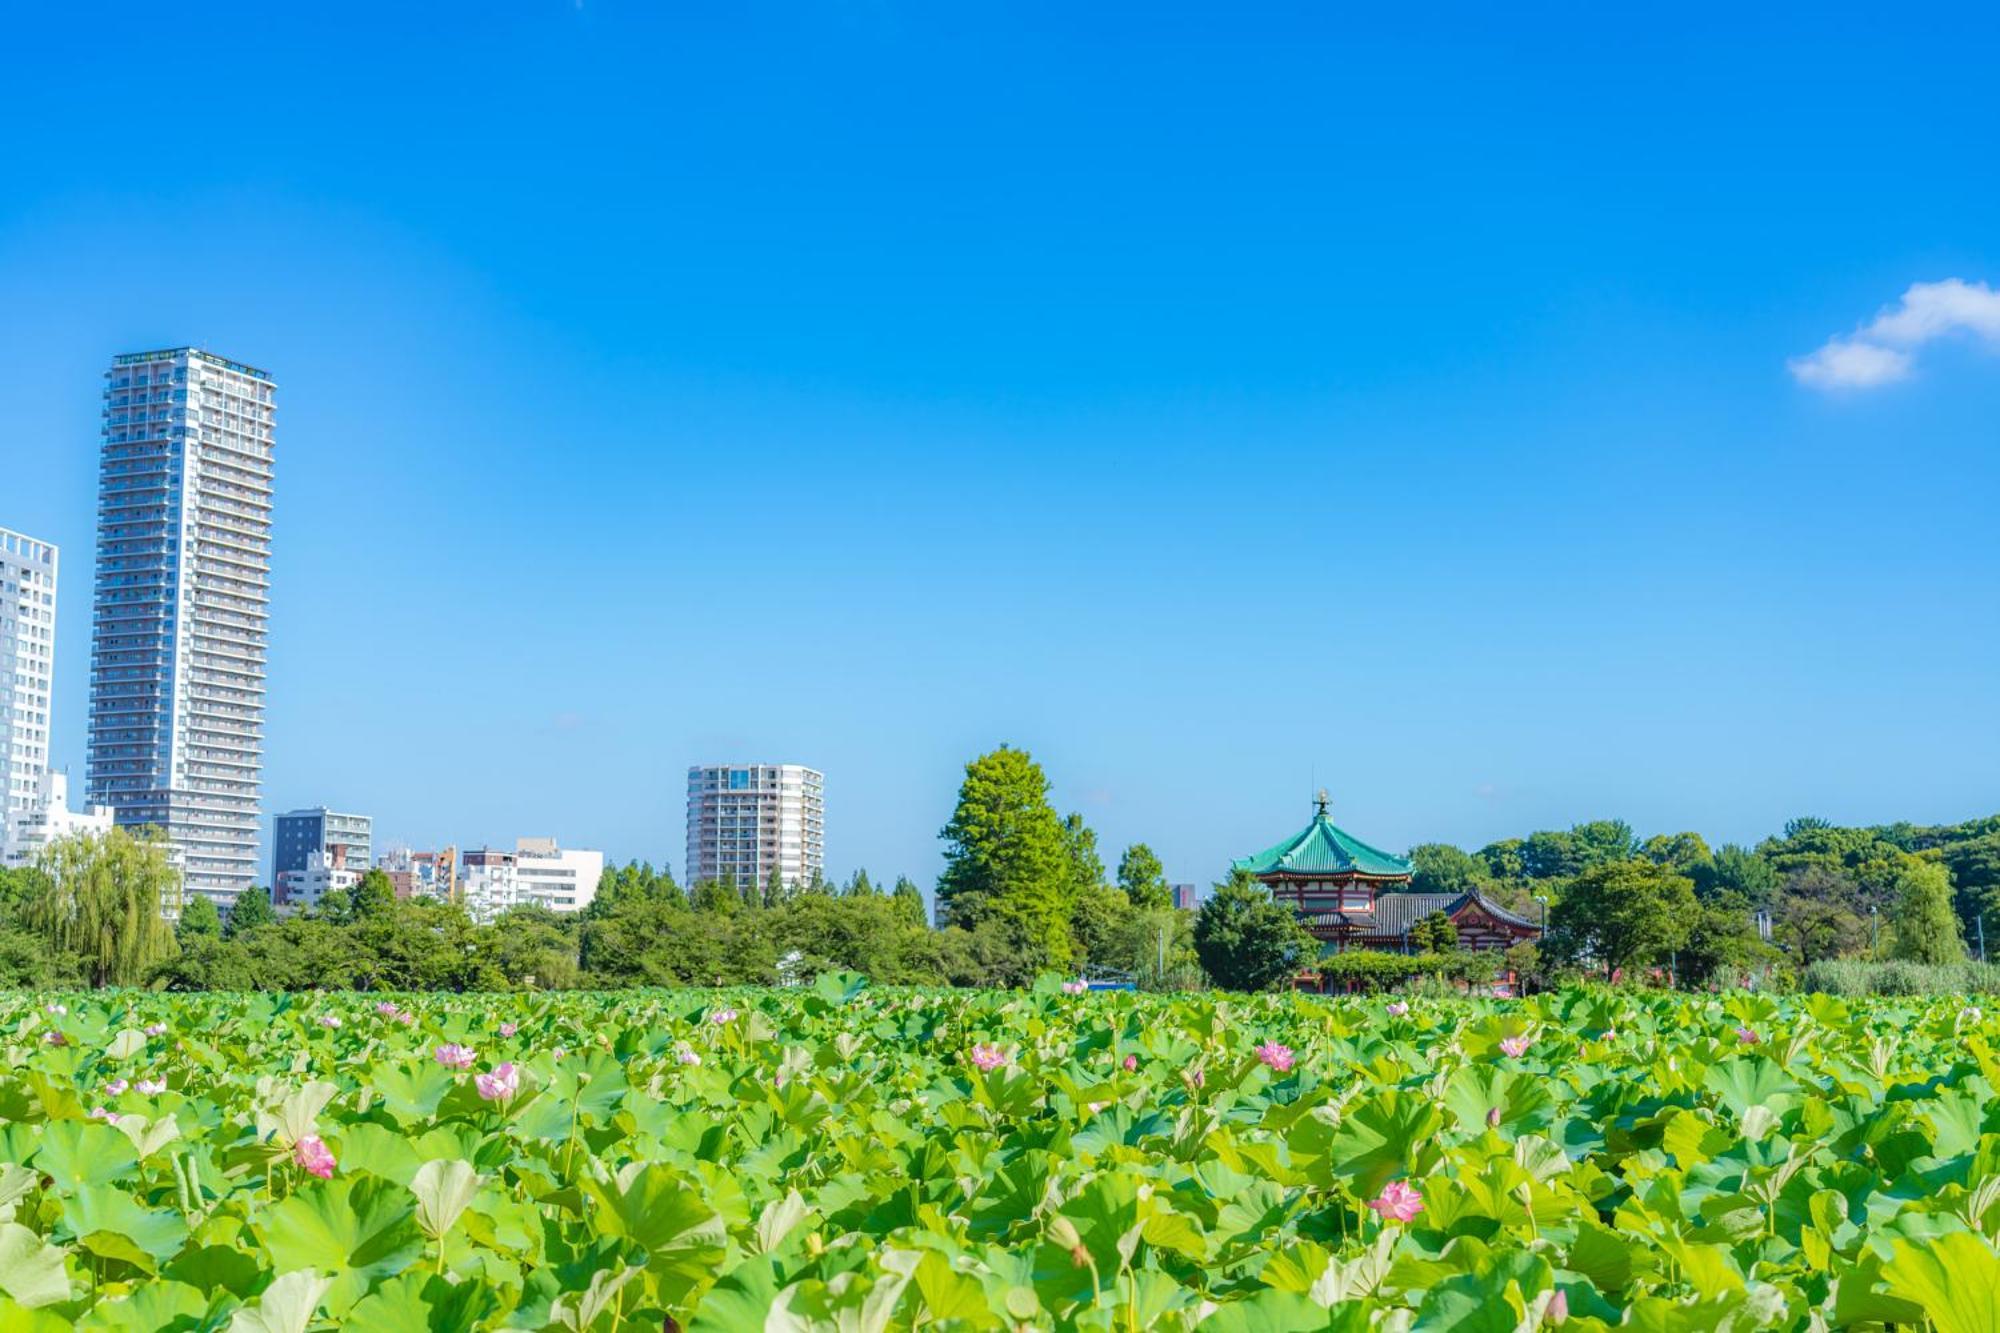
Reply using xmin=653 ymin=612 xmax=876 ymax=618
xmin=1062 ymin=813 xmax=1106 ymax=896
xmin=1543 ymin=858 xmax=1696 ymax=981
xmin=1191 ymin=869 xmax=1314 ymax=992
xmin=353 ymin=868 xmax=397 ymax=918
xmin=763 ymin=865 xmax=786 ymax=910
xmin=1408 ymin=843 xmax=1485 ymax=897
xmin=891 ymin=876 xmax=928 ymax=927
xmin=1889 ymin=860 xmax=1965 ymax=964
xmin=177 ymin=893 xmax=222 ymax=942
xmin=29 ymin=828 xmax=180 ymax=988
xmin=1115 ymin=843 xmax=1171 ymax=910
xmin=226 ymin=884 xmax=276 ymax=937
xmin=936 ymin=745 xmax=1075 ymax=965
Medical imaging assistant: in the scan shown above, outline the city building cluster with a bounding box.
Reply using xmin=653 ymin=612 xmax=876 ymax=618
xmin=3 ymin=346 xmax=829 ymax=921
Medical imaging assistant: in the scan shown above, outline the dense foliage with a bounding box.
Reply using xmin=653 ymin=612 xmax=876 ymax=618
xmin=2 ymin=984 xmax=1998 ymax=1328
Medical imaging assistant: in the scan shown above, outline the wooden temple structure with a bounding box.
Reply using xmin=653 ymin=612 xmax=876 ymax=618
xmin=1233 ymin=792 xmax=1541 ymax=987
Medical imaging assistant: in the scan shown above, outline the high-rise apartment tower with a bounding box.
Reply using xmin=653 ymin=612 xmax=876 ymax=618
xmin=685 ymin=764 xmax=824 ymax=892
xmin=87 ymin=348 xmax=274 ymax=908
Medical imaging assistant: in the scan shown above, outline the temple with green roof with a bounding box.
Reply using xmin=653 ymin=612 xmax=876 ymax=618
xmin=1234 ymin=792 xmax=1540 ymax=981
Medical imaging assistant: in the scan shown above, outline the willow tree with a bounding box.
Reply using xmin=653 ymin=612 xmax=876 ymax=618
xmin=31 ymin=827 xmax=180 ymax=987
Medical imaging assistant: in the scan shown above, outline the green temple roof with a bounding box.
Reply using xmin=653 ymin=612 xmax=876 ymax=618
xmin=1232 ymin=795 xmax=1414 ymax=879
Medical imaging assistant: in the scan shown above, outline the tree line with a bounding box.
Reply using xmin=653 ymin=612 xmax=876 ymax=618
xmin=0 ymin=744 xmax=1993 ymax=993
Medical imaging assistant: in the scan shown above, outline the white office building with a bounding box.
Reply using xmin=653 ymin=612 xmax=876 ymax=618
xmin=686 ymin=764 xmax=825 ymax=891
xmin=0 ymin=528 xmax=58 ymax=835
xmin=4 ymin=768 xmax=114 ymax=868
xmin=460 ymin=838 xmax=604 ymax=922
xmin=87 ymin=349 xmax=275 ymax=909
xmin=275 ymin=847 xmax=361 ymax=916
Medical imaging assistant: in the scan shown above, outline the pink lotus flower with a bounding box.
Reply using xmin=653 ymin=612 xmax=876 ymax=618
xmin=1499 ymin=1035 xmax=1531 ymax=1058
xmin=43 ymin=1031 xmax=65 ymax=1046
xmin=46 ymin=1003 xmax=67 ymax=1016
xmin=1547 ymin=1288 xmax=1569 ymax=1325
xmin=435 ymin=1044 xmax=476 ymax=1069
xmin=105 ymin=1078 xmax=129 ymax=1096
xmin=88 ymin=1106 xmax=116 ymax=1122
xmin=396 ymin=1010 xmax=416 ymax=1026
xmin=676 ymin=1046 xmax=701 ymax=1066
xmin=474 ymin=1062 xmax=521 ymax=1101
xmin=1186 ymin=1068 xmax=1205 ymax=1088
xmin=553 ymin=1046 xmax=567 ymax=1060
xmin=499 ymin=1022 xmax=518 ymax=1037
xmin=969 ymin=1043 xmax=1005 ymax=1072
xmin=1061 ymin=980 xmax=1088 ymax=995
xmin=144 ymin=1022 xmax=167 ymax=1037
xmin=136 ymin=1077 xmax=166 ymax=1096
xmin=318 ymin=1015 xmax=342 ymax=1029
xmin=1254 ymin=1041 xmax=1296 ymax=1073
xmin=1366 ymin=1179 xmax=1424 ymax=1222
xmin=1386 ymin=1001 xmax=1410 ymax=1017
xmin=294 ymin=1134 xmax=336 ymax=1180
xmin=709 ymin=1008 xmax=738 ymax=1025
xmin=1735 ymin=1026 xmax=1760 ymax=1045
xmin=1122 ymin=1054 xmax=1138 ymax=1072
xmin=375 ymin=1001 xmax=400 ymax=1017
xmin=1486 ymin=1106 xmax=1502 ymax=1128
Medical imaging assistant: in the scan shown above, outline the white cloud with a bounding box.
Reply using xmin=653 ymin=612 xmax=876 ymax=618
xmin=1790 ymin=278 xmax=2000 ymax=390
xmin=1788 ymin=339 xmax=1914 ymax=389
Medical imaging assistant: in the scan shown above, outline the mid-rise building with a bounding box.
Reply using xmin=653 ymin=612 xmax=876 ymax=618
xmin=0 ymin=528 xmax=58 ymax=836
xmin=274 ymin=846 xmax=361 ymax=915
xmin=686 ymin=764 xmax=825 ymax=891
xmin=272 ymin=807 xmax=372 ymax=887
xmin=86 ymin=348 xmax=275 ymax=909
xmin=4 ymin=769 xmax=114 ymax=868
xmin=458 ymin=838 xmax=603 ymax=922
xmin=1172 ymin=882 xmax=1200 ymax=911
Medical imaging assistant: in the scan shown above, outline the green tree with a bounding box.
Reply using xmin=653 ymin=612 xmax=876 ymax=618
xmin=1069 ymin=881 xmax=1135 ymax=972
xmin=891 ymin=876 xmax=928 ymax=928
xmin=936 ymin=745 xmax=1075 ymax=966
xmin=1408 ymin=843 xmax=1485 ymax=897
xmin=1699 ymin=843 xmax=1779 ymax=906
xmin=1062 ymin=813 xmax=1106 ymax=895
xmin=1642 ymin=832 xmax=1714 ymax=878
xmin=29 ymin=828 xmax=180 ymax=988
xmin=1408 ymin=910 xmax=1458 ymax=954
xmin=1889 ymin=860 xmax=1965 ymax=964
xmin=1115 ymin=843 xmax=1171 ymax=911
xmin=1677 ymin=896 xmax=1774 ymax=987
xmin=1191 ymin=869 xmax=1315 ymax=992
xmin=352 ymin=868 xmax=397 ymax=918
xmin=227 ymin=884 xmax=276 ymax=937
xmin=1543 ymin=858 xmax=1696 ymax=981
xmin=1774 ymin=871 xmax=1870 ymax=968
xmin=177 ymin=892 xmax=222 ymax=942
xmin=844 ymin=869 xmax=878 ymax=897
xmin=763 ymin=865 xmax=786 ymax=910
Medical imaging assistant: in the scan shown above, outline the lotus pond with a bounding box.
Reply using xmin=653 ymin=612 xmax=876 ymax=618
xmin=1 ymin=980 xmax=1997 ymax=1330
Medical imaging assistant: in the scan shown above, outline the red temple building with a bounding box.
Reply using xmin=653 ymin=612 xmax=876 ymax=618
xmin=1233 ymin=792 xmax=1541 ymax=984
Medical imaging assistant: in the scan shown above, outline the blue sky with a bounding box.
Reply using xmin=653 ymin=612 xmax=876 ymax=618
xmin=4 ymin=2 xmax=1997 ymax=890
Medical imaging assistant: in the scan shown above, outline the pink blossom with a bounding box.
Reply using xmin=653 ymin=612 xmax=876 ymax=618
xmin=435 ymin=1043 xmax=476 ymax=1069
xmin=1254 ymin=1041 xmax=1296 ymax=1073
xmin=709 ymin=1008 xmax=738 ymax=1026
xmin=1366 ymin=1179 xmax=1424 ymax=1223
xmin=1735 ymin=1026 xmax=1760 ymax=1045
xmin=1186 ymin=1068 xmax=1205 ymax=1088
xmin=375 ymin=1001 xmax=400 ymax=1018
xmin=105 ymin=1078 xmax=129 ymax=1096
xmin=46 ymin=1003 xmax=67 ymax=1016
xmin=318 ymin=1015 xmax=342 ymax=1029
xmin=294 ymin=1134 xmax=336 ymax=1180
xmin=88 ymin=1106 xmax=116 ymax=1122
xmin=144 ymin=1022 xmax=167 ymax=1037
xmin=1122 ymin=1054 xmax=1138 ymax=1072
xmin=1386 ymin=1001 xmax=1410 ymax=1017
xmin=969 ymin=1043 xmax=1005 ymax=1072
xmin=136 ymin=1078 xmax=166 ymax=1096
xmin=42 ymin=1031 xmax=65 ymax=1047
xmin=396 ymin=1010 xmax=416 ymax=1026
xmin=474 ymin=1062 xmax=521 ymax=1101
xmin=1499 ymin=1035 xmax=1531 ymax=1058
xmin=1061 ymin=980 xmax=1088 ymax=995
xmin=552 ymin=1046 xmax=567 ymax=1060
xmin=676 ymin=1046 xmax=701 ymax=1066
xmin=1547 ymin=1288 xmax=1569 ymax=1325
xmin=1486 ymin=1106 xmax=1502 ymax=1129
xmin=499 ymin=1022 xmax=518 ymax=1037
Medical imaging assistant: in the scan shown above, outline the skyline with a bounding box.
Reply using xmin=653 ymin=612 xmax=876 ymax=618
xmin=4 ymin=3 xmax=1998 ymax=891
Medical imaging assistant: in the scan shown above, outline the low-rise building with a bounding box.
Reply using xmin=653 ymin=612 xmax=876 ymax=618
xmin=275 ymin=846 xmax=361 ymax=915
xmin=459 ymin=838 xmax=603 ymax=922
xmin=3 ymin=769 xmax=114 ymax=867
